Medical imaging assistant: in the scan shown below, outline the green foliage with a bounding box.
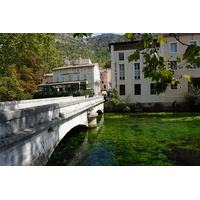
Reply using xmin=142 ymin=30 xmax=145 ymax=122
xmin=108 ymin=89 xmax=131 ymax=112
xmin=73 ymin=33 xmax=92 ymax=38
xmin=127 ymin=51 xmax=140 ymax=62
xmin=186 ymin=86 xmax=200 ymax=110
xmin=0 ymin=65 xmax=24 ymax=101
xmin=56 ymin=33 xmax=112 ymax=69
xmin=182 ymin=74 xmax=192 ymax=82
xmin=33 ymin=89 xmax=89 ymax=99
xmin=0 ymin=75 xmax=23 ymax=101
xmin=108 ymin=89 xmax=121 ymax=109
xmin=16 ymin=92 xmax=33 ymax=100
xmin=124 ymin=33 xmax=188 ymax=94
xmin=0 ymin=33 xmax=64 ymax=101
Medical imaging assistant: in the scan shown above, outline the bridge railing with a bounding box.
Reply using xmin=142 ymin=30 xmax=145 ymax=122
xmin=0 ymin=96 xmax=104 ymax=139
xmin=0 ymin=96 xmax=86 ymax=111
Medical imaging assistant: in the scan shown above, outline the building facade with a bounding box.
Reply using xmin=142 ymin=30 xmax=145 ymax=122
xmin=38 ymin=57 xmax=101 ymax=95
xmin=41 ymin=73 xmax=53 ymax=84
xmin=109 ymin=34 xmax=200 ymax=105
xmin=100 ymin=68 xmax=111 ymax=90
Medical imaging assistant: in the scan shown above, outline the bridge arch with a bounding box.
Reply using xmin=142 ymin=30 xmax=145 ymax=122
xmin=47 ymin=124 xmax=88 ymax=164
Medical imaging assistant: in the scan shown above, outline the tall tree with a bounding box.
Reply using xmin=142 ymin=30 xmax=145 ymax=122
xmin=0 ymin=33 xmax=64 ymax=101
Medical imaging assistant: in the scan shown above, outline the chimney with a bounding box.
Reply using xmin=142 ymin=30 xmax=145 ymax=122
xmin=79 ymin=55 xmax=82 ymax=64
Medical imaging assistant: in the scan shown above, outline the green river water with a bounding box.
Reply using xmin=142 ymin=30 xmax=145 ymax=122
xmin=46 ymin=112 xmax=200 ymax=166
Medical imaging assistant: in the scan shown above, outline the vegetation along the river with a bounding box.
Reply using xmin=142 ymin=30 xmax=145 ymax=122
xmin=47 ymin=112 xmax=200 ymax=166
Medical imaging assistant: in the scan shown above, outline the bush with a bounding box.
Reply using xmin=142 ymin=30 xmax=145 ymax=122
xmin=186 ymin=87 xmax=200 ymax=110
xmin=17 ymin=92 xmax=33 ymax=100
xmin=154 ymin=103 xmax=164 ymax=111
xmin=108 ymin=89 xmax=131 ymax=112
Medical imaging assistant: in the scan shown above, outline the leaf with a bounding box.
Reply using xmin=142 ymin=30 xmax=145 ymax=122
xmin=171 ymin=79 xmax=176 ymax=85
xmin=157 ymin=36 xmax=165 ymax=44
xmin=160 ymin=69 xmax=172 ymax=77
xmin=186 ymin=64 xmax=192 ymax=69
xmin=124 ymin=33 xmax=136 ymax=40
xmin=182 ymin=74 xmax=192 ymax=82
xmin=154 ymin=52 xmax=159 ymax=61
xmin=127 ymin=52 xmax=140 ymax=62
xmin=72 ymin=33 xmax=92 ymax=38
xmin=176 ymin=57 xmax=181 ymax=63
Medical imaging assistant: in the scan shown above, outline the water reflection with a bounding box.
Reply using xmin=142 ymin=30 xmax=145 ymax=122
xmin=67 ymin=114 xmax=109 ymax=166
xmin=47 ymin=114 xmax=105 ymax=166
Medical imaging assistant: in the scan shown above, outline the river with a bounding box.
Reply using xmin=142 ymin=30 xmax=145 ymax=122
xmin=46 ymin=112 xmax=200 ymax=166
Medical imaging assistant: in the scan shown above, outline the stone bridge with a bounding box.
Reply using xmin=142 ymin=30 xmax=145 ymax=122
xmin=0 ymin=96 xmax=104 ymax=166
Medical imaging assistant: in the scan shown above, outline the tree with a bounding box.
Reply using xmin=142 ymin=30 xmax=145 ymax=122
xmin=0 ymin=33 xmax=64 ymax=101
xmin=0 ymin=34 xmax=60 ymax=74
xmin=0 ymin=65 xmax=24 ymax=101
xmin=123 ymin=33 xmax=200 ymax=94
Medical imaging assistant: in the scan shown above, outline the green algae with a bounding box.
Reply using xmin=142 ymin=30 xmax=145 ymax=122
xmin=47 ymin=112 xmax=200 ymax=166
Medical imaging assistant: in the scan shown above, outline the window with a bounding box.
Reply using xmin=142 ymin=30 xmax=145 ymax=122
xmin=134 ymin=63 xmax=140 ymax=80
xmin=171 ymin=83 xmax=178 ymax=90
xmin=119 ymin=85 xmax=125 ymax=95
xmin=68 ymin=74 xmax=73 ymax=81
xmin=134 ymin=84 xmax=141 ymax=95
xmin=189 ymin=63 xmax=197 ymax=69
xmin=56 ymin=77 xmax=59 ymax=82
xmin=119 ymin=64 xmax=125 ymax=80
xmin=76 ymin=68 xmax=80 ymax=72
xmin=119 ymin=53 xmax=124 ymax=60
xmin=189 ymin=40 xmax=197 ymax=46
xmin=77 ymin=74 xmax=80 ymax=81
xmin=170 ymin=42 xmax=178 ymax=53
xmin=192 ymin=78 xmax=200 ymax=89
xmin=68 ymin=69 xmax=72 ymax=73
xmin=169 ymin=61 xmax=178 ymax=70
xmin=150 ymin=84 xmax=156 ymax=95
xmin=62 ymin=75 xmax=64 ymax=82
xmin=84 ymin=74 xmax=87 ymax=80
xmin=84 ymin=68 xmax=88 ymax=72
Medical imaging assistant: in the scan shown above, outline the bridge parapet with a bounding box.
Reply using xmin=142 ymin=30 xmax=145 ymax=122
xmin=0 ymin=96 xmax=85 ymax=111
xmin=0 ymin=96 xmax=104 ymax=139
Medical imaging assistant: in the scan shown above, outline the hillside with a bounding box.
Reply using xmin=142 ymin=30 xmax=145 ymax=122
xmin=55 ymin=33 xmax=127 ymax=68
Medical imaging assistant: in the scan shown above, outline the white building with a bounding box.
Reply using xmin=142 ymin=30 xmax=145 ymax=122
xmin=109 ymin=34 xmax=200 ymax=108
xmin=38 ymin=57 xmax=101 ymax=95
